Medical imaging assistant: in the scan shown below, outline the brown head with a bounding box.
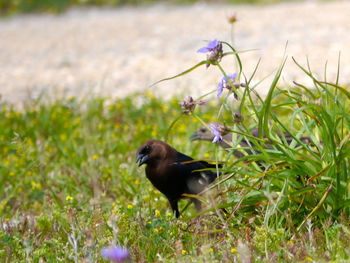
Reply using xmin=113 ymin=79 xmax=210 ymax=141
xmin=190 ymin=122 xmax=219 ymax=142
xmin=136 ymin=140 xmax=176 ymax=167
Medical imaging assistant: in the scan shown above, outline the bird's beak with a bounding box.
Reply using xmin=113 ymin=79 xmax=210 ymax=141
xmin=190 ymin=132 xmax=201 ymax=141
xmin=136 ymin=152 xmax=150 ymax=167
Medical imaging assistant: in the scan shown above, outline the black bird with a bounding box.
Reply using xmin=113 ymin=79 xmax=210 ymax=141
xmin=191 ymin=122 xmax=312 ymax=158
xmin=136 ymin=140 xmax=221 ymax=218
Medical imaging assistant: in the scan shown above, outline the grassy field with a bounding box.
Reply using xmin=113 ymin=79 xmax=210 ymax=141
xmin=0 ymin=78 xmax=350 ymax=262
xmin=1 ymin=24 xmax=350 ymax=261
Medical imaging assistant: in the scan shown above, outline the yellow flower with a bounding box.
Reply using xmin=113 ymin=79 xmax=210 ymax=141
xmin=31 ymin=181 xmax=42 ymax=190
xmin=209 ymin=248 xmax=214 ymax=253
xmin=112 ymin=202 xmax=116 ymax=208
xmin=287 ymin=240 xmax=294 ymax=245
xmin=127 ymin=204 xmax=133 ymax=209
xmin=93 ymin=154 xmax=99 ymax=160
xmin=134 ymin=179 xmax=140 ymax=185
xmin=145 ymin=90 xmax=154 ymax=99
xmin=154 ymin=228 xmax=159 ymax=233
xmin=151 ymin=130 xmax=157 ymax=137
xmin=60 ymin=134 xmax=67 ymax=142
xmin=114 ymin=123 xmax=121 ymax=129
xmin=178 ymin=124 xmax=186 ymax=133
xmin=69 ymin=95 xmax=75 ymax=101
xmin=182 ymin=250 xmax=187 ymax=255
xmin=307 ymin=256 xmax=313 ymax=262
xmin=231 ymin=248 xmax=237 ymax=254
xmin=9 ymin=171 xmax=15 ymax=176
xmin=162 ymin=104 xmax=169 ymax=112
xmin=147 ymin=221 xmax=152 ymax=225
xmin=66 ymin=195 xmax=73 ymax=201
xmin=155 ymin=209 xmax=160 ymax=217
xmin=204 ymin=153 xmax=210 ymax=159
xmin=18 ymin=187 xmax=23 ymax=193
xmin=167 ymin=212 xmax=172 ymax=217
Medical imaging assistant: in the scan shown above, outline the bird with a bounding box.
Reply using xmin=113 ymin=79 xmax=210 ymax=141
xmin=136 ymin=139 xmax=221 ymax=218
xmin=190 ymin=122 xmax=312 ymax=159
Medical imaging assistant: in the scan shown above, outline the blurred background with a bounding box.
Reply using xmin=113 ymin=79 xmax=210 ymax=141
xmin=0 ymin=0 xmax=349 ymax=103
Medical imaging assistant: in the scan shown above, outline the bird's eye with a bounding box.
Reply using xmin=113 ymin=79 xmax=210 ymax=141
xmin=200 ymin=127 xmax=207 ymax=133
xmin=143 ymin=145 xmax=151 ymax=154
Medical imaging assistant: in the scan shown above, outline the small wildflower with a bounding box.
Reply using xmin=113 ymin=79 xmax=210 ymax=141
xmin=167 ymin=212 xmax=172 ymax=217
xmin=93 ymin=154 xmax=99 ymax=160
xmin=147 ymin=221 xmax=152 ymax=225
xmin=307 ymin=256 xmax=313 ymax=262
xmin=60 ymin=134 xmax=67 ymax=142
xmin=209 ymin=248 xmax=214 ymax=253
xmin=217 ymin=73 xmax=244 ymax=99
xmin=178 ymin=124 xmax=186 ymax=133
xmin=134 ymin=179 xmax=140 ymax=185
xmin=204 ymin=153 xmax=210 ymax=159
xmin=182 ymin=250 xmax=187 ymax=255
xmin=155 ymin=209 xmax=160 ymax=217
xmin=209 ymin=123 xmax=229 ymax=143
xmin=9 ymin=171 xmax=15 ymax=176
xmin=287 ymin=240 xmax=294 ymax=245
xmin=179 ymin=96 xmax=205 ymax=114
xmin=127 ymin=204 xmax=133 ymax=209
xmin=101 ymin=246 xmax=129 ymax=263
xmin=231 ymin=247 xmax=237 ymax=253
xmin=197 ymin=39 xmax=223 ymax=68
xmin=154 ymin=228 xmax=159 ymax=233
xmin=66 ymin=195 xmax=73 ymax=201
xmin=228 ymin=13 xmax=238 ymax=24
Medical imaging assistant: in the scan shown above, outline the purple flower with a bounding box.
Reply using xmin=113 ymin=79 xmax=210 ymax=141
xmin=197 ymin=39 xmax=219 ymax=53
xmin=180 ymin=96 xmax=206 ymax=114
xmin=197 ymin=39 xmax=223 ymax=68
xmin=101 ymin=246 xmax=129 ymax=263
xmin=210 ymin=123 xmax=223 ymax=143
xmin=217 ymin=73 xmax=238 ymax=98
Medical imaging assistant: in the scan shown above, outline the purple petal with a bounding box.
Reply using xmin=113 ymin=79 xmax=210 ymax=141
xmin=101 ymin=246 xmax=129 ymax=262
xmin=207 ymin=39 xmax=218 ymax=49
xmin=212 ymin=136 xmax=219 ymax=143
xmin=197 ymin=100 xmax=206 ymax=105
xmin=217 ymin=82 xmax=224 ymax=98
xmin=210 ymin=124 xmax=220 ymax=137
xmin=197 ymin=47 xmax=210 ymax=53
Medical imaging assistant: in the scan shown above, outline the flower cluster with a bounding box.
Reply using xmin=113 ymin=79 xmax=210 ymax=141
xmin=197 ymin=39 xmax=223 ymax=68
xmin=180 ymin=96 xmax=206 ymax=114
xmin=209 ymin=123 xmax=230 ymax=143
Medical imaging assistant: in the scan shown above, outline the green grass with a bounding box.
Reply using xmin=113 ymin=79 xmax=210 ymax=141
xmin=0 ymin=85 xmax=349 ymax=261
xmin=0 ymin=0 xmax=316 ymax=15
xmin=1 ymin=18 xmax=350 ymax=262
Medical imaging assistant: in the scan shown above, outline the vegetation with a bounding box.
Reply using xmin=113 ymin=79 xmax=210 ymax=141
xmin=1 ymin=7 xmax=350 ymax=262
xmin=1 ymin=0 xmax=311 ymax=15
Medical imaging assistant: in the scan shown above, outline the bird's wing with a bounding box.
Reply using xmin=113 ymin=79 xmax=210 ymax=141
xmin=174 ymin=152 xmax=220 ymax=194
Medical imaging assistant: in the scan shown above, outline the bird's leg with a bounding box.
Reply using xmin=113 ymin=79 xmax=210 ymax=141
xmin=169 ymin=199 xmax=180 ymax=218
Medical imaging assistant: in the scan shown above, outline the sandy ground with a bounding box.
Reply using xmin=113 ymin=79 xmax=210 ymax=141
xmin=0 ymin=1 xmax=350 ymax=103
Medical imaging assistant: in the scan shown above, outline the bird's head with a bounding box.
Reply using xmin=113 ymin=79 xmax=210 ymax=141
xmin=190 ymin=122 xmax=219 ymax=142
xmin=136 ymin=140 xmax=174 ymax=167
